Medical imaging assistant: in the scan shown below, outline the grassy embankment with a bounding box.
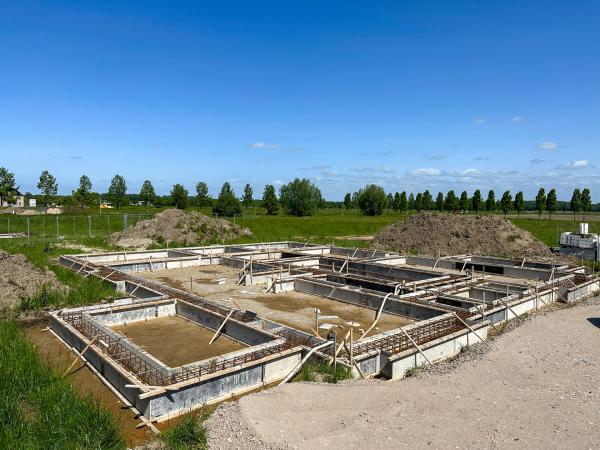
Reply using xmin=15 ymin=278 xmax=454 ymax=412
xmin=0 ymin=320 xmax=124 ymax=449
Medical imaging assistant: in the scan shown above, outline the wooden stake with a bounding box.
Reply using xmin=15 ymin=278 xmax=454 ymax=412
xmin=208 ymin=311 xmax=234 ymax=345
xmin=63 ymin=334 xmax=99 ymax=376
xmin=400 ymin=327 xmax=432 ymax=365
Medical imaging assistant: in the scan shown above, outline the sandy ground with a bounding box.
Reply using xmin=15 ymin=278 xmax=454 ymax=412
xmin=111 ymin=315 xmax=247 ymax=367
xmin=207 ymin=298 xmax=600 ymax=449
xmin=139 ymin=266 xmax=413 ymax=335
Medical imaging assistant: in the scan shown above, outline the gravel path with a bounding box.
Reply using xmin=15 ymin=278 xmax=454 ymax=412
xmin=207 ymin=299 xmax=600 ymax=449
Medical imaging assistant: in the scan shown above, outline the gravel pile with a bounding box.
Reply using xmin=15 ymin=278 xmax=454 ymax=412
xmin=206 ymin=401 xmax=286 ymax=450
xmin=373 ymin=212 xmax=553 ymax=259
xmin=108 ymin=209 xmax=252 ymax=249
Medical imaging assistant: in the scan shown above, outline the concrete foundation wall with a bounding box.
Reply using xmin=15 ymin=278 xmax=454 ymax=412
xmin=295 ymin=278 xmax=446 ymax=320
xmin=382 ymin=324 xmax=489 ymax=380
xmin=90 ymin=302 xmax=176 ymax=326
xmin=146 ymin=351 xmax=301 ymax=421
xmin=176 ymin=300 xmax=274 ymax=346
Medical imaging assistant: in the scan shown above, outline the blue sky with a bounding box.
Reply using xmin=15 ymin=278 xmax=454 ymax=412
xmin=1 ymin=1 xmax=599 ymax=200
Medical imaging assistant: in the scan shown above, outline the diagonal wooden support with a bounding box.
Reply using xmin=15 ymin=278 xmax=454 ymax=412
xmin=209 ymin=310 xmax=234 ymax=345
xmin=451 ymin=312 xmax=485 ymax=343
xmin=63 ymin=334 xmax=99 ymax=376
xmin=400 ymin=327 xmax=432 ymax=366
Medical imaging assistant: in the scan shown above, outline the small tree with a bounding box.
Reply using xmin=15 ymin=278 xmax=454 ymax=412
xmin=581 ymin=188 xmax=592 ymax=221
xmin=214 ymin=182 xmax=242 ymax=217
xmin=422 ymin=190 xmax=433 ymax=210
xmin=535 ymin=188 xmax=546 ymax=219
xmin=472 ymin=190 xmax=482 ymax=216
xmin=279 ymin=178 xmax=322 ymax=217
xmin=139 ymin=180 xmax=156 ymax=206
xmin=399 ymin=192 xmax=408 ymax=212
xmin=436 ymin=192 xmax=444 ymax=211
xmin=546 ymin=188 xmax=558 ymax=219
xmin=459 ymin=191 xmax=469 ymax=212
xmin=171 ymin=184 xmax=188 ymax=209
xmin=357 ymin=184 xmax=387 ymax=216
xmin=500 ymin=190 xmax=512 ymax=217
xmin=570 ymin=188 xmax=582 ymax=220
xmin=0 ymin=167 xmax=19 ymax=211
xmin=386 ymin=193 xmax=394 ymax=210
xmin=414 ymin=193 xmax=423 ymax=212
xmin=514 ymin=191 xmax=524 ymax=218
xmin=108 ymin=175 xmax=127 ymax=210
xmin=262 ymin=184 xmax=279 ymax=215
xmin=196 ymin=181 xmax=210 ymax=207
xmin=344 ymin=193 xmax=352 ymax=210
xmin=444 ymin=190 xmax=458 ymax=212
xmin=242 ymin=184 xmax=253 ymax=208
xmin=72 ymin=175 xmax=93 ymax=206
xmin=37 ymin=170 xmax=58 ymax=206
xmin=485 ymin=190 xmax=495 ymax=212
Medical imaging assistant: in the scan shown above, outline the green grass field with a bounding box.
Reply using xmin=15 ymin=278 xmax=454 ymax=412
xmin=512 ymin=218 xmax=600 ymax=247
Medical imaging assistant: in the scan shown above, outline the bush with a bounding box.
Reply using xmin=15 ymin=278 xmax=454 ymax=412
xmin=279 ymin=178 xmax=322 ymax=217
xmin=357 ymin=184 xmax=386 ymax=216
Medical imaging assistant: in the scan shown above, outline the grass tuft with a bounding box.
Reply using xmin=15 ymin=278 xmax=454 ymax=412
xmin=159 ymin=413 xmax=208 ymax=450
xmin=295 ymin=361 xmax=353 ymax=384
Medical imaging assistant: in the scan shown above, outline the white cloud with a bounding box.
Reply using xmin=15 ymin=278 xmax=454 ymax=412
xmin=462 ymin=168 xmax=480 ymax=175
xmin=530 ymin=158 xmax=545 ymax=165
xmin=566 ymin=160 xmax=588 ymax=169
xmin=411 ymin=168 xmax=441 ymax=176
xmin=511 ymin=115 xmax=523 ymax=123
xmin=473 ymin=117 xmax=486 ymax=124
xmin=250 ymin=141 xmax=280 ymax=150
xmin=536 ymin=141 xmax=558 ymax=151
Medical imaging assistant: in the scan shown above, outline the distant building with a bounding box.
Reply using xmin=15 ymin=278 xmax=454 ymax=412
xmin=100 ymin=202 xmax=113 ymax=209
xmin=1 ymin=193 xmax=24 ymax=208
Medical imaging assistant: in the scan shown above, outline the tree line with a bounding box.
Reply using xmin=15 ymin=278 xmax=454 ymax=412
xmin=0 ymin=167 xmax=325 ymax=217
xmin=343 ymin=185 xmax=594 ymax=219
xmin=0 ymin=166 xmax=594 ymax=219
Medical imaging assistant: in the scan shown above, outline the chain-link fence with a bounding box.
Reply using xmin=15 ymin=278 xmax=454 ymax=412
xmin=0 ymin=213 xmax=152 ymax=241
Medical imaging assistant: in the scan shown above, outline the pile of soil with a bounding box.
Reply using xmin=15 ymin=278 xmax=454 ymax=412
xmin=108 ymin=208 xmax=252 ymax=249
xmin=372 ymin=212 xmax=553 ymax=260
xmin=0 ymin=251 xmax=64 ymax=310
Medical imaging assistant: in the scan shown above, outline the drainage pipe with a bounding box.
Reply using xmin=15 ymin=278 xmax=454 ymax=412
xmin=278 ymin=341 xmax=333 ymax=386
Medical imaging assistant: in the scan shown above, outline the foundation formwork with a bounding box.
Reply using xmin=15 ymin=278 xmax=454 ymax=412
xmin=52 ymin=241 xmax=600 ymax=427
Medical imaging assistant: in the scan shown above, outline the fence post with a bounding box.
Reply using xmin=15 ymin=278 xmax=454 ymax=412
xmin=56 ymin=215 xmax=59 ymax=238
xmin=27 ymin=218 xmax=30 ymax=242
xmin=123 ymin=214 xmax=128 ymax=230
xmin=88 ymin=215 xmax=92 ymax=237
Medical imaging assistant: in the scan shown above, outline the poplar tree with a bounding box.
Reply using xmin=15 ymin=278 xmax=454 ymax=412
xmin=514 ymin=191 xmax=524 ymax=218
xmin=570 ymin=188 xmax=582 ymax=220
xmin=535 ymin=188 xmax=546 ymax=219
xmin=546 ymin=188 xmax=558 ymax=219
xmin=472 ymin=190 xmax=482 ymax=216
xmin=500 ymin=190 xmax=512 ymax=217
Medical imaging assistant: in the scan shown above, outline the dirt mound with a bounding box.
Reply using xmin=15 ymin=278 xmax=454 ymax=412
xmin=372 ymin=212 xmax=553 ymax=259
xmin=0 ymin=251 xmax=64 ymax=310
xmin=108 ymin=209 xmax=252 ymax=249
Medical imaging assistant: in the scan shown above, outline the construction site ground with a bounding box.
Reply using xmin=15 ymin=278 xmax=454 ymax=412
xmin=206 ymin=296 xmax=600 ymax=449
xmin=138 ymin=266 xmax=414 ymax=334
xmin=111 ymin=315 xmax=247 ymax=367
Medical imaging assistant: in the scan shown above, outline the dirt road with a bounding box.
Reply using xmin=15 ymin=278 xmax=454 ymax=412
xmin=207 ymin=299 xmax=600 ymax=449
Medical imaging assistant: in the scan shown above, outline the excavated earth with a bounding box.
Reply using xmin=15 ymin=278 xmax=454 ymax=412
xmin=0 ymin=250 xmax=64 ymax=310
xmin=373 ymin=212 xmax=554 ymax=260
xmin=108 ymin=208 xmax=252 ymax=249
